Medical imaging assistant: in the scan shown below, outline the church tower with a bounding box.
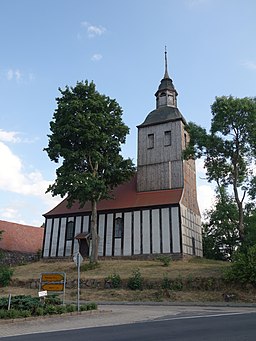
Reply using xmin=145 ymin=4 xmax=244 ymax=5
xmin=137 ymin=50 xmax=194 ymax=196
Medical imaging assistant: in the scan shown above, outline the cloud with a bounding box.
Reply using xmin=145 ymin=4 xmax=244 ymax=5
xmin=6 ymin=68 xmax=22 ymax=81
xmin=0 ymin=129 xmax=21 ymax=143
xmin=0 ymin=141 xmax=53 ymax=197
xmin=91 ymin=53 xmax=103 ymax=62
xmin=3 ymin=68 xmax=35 ymax=83
xmin=81 ymin=21 xmax=106 ymax=38
xmin=242 ymin=60 xmax=256 ymax=71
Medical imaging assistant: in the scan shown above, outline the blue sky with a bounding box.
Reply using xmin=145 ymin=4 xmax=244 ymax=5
xmin=0 ymin=0 xmax=256 ymax=226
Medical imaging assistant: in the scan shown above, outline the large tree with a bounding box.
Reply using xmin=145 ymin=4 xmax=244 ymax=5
xmin=184 ymin=96 xmax=256 ymax=241
xmin=45 ymin=81 xmax=135 ymax=262
xmin=202 ymin=186 xmax=240 ymax=260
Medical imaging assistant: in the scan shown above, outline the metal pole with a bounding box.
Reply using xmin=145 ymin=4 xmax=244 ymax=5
xmin=8 ymin=294 xmax=11 ymax=310
xmin=77 ymin=253 xmax=80 ymax=312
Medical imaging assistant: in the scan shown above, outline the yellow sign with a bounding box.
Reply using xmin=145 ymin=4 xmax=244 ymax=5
xmin=41 ymin=273 xmax=65 ymax=282
xmin=41 ymin=283 xmax=64 ymax=292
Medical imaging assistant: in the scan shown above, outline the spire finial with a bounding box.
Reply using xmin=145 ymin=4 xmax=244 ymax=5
xmin=164 ymin=46 xmax=170 ymax=79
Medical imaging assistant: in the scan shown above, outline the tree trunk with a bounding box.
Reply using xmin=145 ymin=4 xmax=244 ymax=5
xmin=90 ymin=199 xmax=98 ymax=263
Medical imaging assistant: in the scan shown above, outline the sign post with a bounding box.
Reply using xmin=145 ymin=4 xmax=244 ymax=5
xmin=73 ymin=252 xmax=83 ymax=312
xmin=39 ymin=272 xmax=66 ymax=304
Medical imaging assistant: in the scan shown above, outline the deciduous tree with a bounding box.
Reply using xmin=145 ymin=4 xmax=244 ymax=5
xmin=45 ymin=81 xmax=135 ymax=262
xmin=184 ymin=96 xmax=256 ymax=241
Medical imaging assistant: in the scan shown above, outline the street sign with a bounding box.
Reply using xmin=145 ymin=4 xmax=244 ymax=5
xmin=38 ymin=290 xmax=48 ymax=297
xmin=41 ymin=273 xmax=65 ymax=282
xmin=40 ymin=272 xmax=66 ymax=303
xmin=41 ymin=283 xmax=64 ymax=291
xmin=73 ymin=252 xmax=83 ymax=267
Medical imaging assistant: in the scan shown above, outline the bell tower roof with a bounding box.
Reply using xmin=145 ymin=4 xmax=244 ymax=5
xmin=155 ymin=47 xmax=178 ymax=97
xmin=138 ymin=49 xmax=185 ymax=128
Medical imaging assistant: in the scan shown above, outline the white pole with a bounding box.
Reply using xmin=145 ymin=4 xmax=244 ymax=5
xmin=8 ymin=293 xmax=11 ymax=310
xmin=77 ymin=253 xmax=80 ymax=312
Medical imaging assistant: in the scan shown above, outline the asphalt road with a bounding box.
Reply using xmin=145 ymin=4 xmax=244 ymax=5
xmin=2 ymin=309 xmax=256 ymax=341
xmin=0 ymin=304 xmax=256 ymax=341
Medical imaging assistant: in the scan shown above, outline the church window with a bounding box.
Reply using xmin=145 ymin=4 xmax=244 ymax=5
xmin=114 ymin=217 xmax=123 ymax=238
xmin=147 ymin=134 xmax=154 ymax=149
xmin=66 ymin=221 xmax=74 ymax=240
xmin=160 ymin=92 xmax=166 ymax=97
xmin=164 ymin=131 xmax=172 ymax=146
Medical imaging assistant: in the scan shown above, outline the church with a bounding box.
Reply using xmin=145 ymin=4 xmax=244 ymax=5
xmin=42 ymin=53 xmax=203 ymax=259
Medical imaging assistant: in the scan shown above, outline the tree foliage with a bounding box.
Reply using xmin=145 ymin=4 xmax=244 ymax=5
xmin=184 ymin=96 xmax=256 ymax=241
xmin=202 ymin=187 xmax=240 ymax=260
xmin=45 ymin=80 xmax=135 ymax=262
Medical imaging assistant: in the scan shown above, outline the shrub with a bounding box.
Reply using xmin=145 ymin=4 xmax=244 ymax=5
xmin=35 ymin=307 xmax=44 ymax=316
xmin=157 ymin=255 xmax=172 ymax=267
xmin=44 ymin=304 xmax=58 ymax=315
xmin=66 ymin=304 xmax=76 ymax=313
xmin=81 ymin=262 xmax=99 ymax=271
xmin=56 ymin=305 xmax=67 ymax=314
xmin=0 ymin=266 xmax=13 ymax=287
xmin=224 ymin=245 xmax=256 ymax=285
xmin=161 ymin=274 xmax=171 ymax=289
xmin=86 ymin=302 xmax=97 ymax=310
xmin=105 ymin=273 xmax=122 ymax=288
xmin=127 ymin=269 xmax=143 ymax=290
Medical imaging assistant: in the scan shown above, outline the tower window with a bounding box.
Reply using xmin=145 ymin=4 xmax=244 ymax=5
xmin=66 ymin=221 xmax=74 ymax=240
xmin=147 ymin=134 xmax=154 ymax=149
xmin=114 ymin=217 xmax=123 ymax=238
xmin=184 ymin=133 xmax=187 ymax=148
xmin=164 ymin=131 xmax=172 ymax=146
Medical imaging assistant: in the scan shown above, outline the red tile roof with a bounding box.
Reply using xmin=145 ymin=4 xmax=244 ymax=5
xmin=44 ymin=175 xmax=183 ymax=217
xmin=0 ymin=220 xmax=44 ymax=253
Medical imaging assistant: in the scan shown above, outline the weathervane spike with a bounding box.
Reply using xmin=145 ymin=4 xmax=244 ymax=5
xmin=164 ymin=46 xmax=170 ymax=79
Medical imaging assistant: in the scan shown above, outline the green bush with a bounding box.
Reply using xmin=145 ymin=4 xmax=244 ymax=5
xmin=224 ymin=245 xmax=256 ymax=285
xmin=157 ymin=255 xmax=172 ymax=267
xmin=105 ymin=273 xmax=122 ymax=288
xmin=161 ymin=274 xmax=171 ymax=289
xmin=81 ymin=262 xmax=99 ymax=271
xmin=44 ymin=304 xmax=58 ymax=315
xmin=161 ymin=275 xmax=184 ymax=291
xmin=127 ymin=269 xmax=143 ymax=290
xmin=35 ymin=307 xmax=44 ymax=316
xmin=86 ymin=302 xmax=97 ymax=310
xmin=66 ymin=304 xmax=76 ymax=313
xmin=0 ymin=266 xmax=13 ymax=287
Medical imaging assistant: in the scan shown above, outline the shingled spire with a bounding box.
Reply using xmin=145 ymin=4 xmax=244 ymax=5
xmin=164 ymin=46 xmax=170 ymax=79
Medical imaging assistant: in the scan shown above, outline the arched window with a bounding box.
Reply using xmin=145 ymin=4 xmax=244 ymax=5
xmin=66 ymin=221 xmax=74 ymax=240
xmin=114 ymin=217 xmax=123 ymax=238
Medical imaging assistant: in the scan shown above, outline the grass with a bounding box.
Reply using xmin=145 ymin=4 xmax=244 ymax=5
xmin=11 ymin=257 xmax=230 ymax=281
xmin=2 ymin=257 xmax=255 ymax=304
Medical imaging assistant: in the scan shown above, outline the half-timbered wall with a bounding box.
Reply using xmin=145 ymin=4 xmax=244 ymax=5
xmin=42 ymin=206 xmax=183 ymax=258
xmin=180 ymin=204 xmax=202 ymax=257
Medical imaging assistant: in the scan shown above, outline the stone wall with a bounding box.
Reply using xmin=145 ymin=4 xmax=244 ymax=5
xmin=0 ymin=250 xmax=41 ymax=266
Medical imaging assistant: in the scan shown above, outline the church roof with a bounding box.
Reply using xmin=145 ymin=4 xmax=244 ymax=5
xmin=137 ymin=106 xmax=186 ymax=127
xmin=44 ymin=175 xmax=183 ymax=217
xmin=0 ymin=220 xmax=44 ymax=253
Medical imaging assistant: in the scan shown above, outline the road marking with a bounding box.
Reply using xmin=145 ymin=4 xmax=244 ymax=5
xmin=149 ymin=311 xmax=255 ymax=323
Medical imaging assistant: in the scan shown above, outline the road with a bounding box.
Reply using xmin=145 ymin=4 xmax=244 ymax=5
xmin=1 ymin=304 xmax=256 ymax=340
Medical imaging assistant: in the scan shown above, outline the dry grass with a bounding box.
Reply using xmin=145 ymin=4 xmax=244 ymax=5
xmin=11 ymin=257 xmax=230 ymax=282
xmin=3 ymin=258 xmax=254 ymax=304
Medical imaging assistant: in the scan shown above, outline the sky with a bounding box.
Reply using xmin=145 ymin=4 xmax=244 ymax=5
xmin=0 ymin=0 xmax=256 ymax=226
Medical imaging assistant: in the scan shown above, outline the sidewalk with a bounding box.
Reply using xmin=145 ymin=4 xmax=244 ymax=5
xmin=1 ymin=302 xmax=256 ymax=338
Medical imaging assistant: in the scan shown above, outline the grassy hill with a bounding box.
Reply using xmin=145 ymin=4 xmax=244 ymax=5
xmin=1 ymin=258 xmax=255 ymax=303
